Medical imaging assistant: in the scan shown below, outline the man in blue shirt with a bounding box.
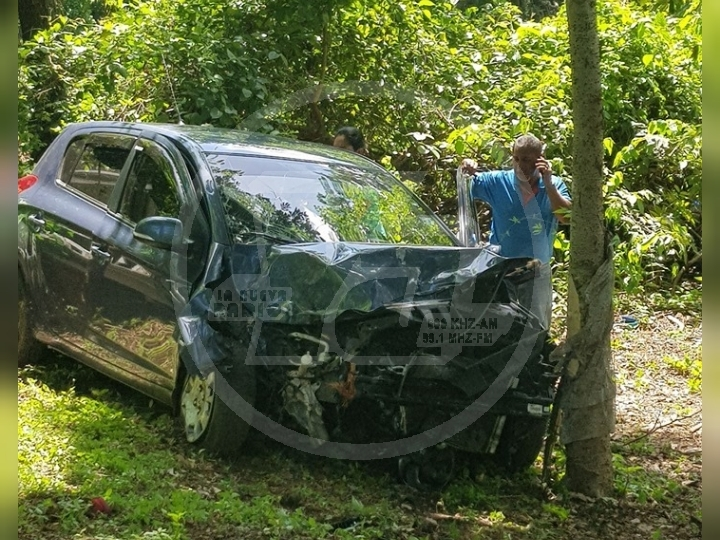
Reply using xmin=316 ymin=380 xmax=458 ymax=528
xmin=461 ymin=134 xmax=572 ymax=328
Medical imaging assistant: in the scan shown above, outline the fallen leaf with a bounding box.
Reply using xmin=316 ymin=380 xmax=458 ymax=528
xmin=87 ymin=497 xmax=112 ymax=516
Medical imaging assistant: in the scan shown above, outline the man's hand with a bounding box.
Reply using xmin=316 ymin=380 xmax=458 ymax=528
xmin=460 ymin=158 xmax=478 ymax=175
xmin=535 ymin=157 xmax=553 ymax=182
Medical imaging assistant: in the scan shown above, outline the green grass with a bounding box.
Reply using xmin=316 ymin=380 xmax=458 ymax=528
xmin=18 ymin=331 xmax=702 ymax=540
xmin=663 ymin=351 xmax=702 ymax=394
xmin=19 ymin=375 xmax=194 ymax=539
xmin=17 ymin=363 xmax=423 ymax=540
xmin=17 ymin=365 xmax=555 ymax=540
xmin=610 ymin=451 xmax=683 ymax=505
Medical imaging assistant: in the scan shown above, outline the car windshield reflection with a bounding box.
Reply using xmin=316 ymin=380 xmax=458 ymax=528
xmin=206 ymin=154 xmax=456 ymax=246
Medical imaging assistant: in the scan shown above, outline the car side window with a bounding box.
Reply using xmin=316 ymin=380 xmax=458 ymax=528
xmin=59 ymin=134 xmax=135 ymax=206
xmin=118 ymin=140 xmax=182 ymax=224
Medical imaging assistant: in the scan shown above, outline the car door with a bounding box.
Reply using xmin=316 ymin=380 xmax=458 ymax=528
xmin=456 ymin=166 xmax=481 ymax=248
xmin=22 ymin=132 xmax=137 ymax=349
xmin=83 ymin=134 xmax=206 ymax=399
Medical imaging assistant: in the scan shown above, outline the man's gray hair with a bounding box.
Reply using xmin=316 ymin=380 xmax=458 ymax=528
xmin=512 ymin=134 xmax=544 ymax=154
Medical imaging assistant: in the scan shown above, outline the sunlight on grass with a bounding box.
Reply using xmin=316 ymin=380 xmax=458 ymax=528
xmin=17 ymin=297 xmax=702 ymax=540
xmin=17 ymin=375 xmax=409 ymax=539
xmin=18 ymin=377 xmax=185 ymax=538
xmin=18 ymin=379 xmax=78 ymax=496
xmin=663 ymin=350 xmax=702 ymax=394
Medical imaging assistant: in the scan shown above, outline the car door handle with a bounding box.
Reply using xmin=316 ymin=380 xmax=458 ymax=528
xmin=91 ymin=244 xmax=111 ymax=260
xmin=28 ymin=213 xmax=46 ymax=229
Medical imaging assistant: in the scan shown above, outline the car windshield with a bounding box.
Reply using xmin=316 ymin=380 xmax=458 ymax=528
xmin=206 ymin=153 xmax=456 ymax=246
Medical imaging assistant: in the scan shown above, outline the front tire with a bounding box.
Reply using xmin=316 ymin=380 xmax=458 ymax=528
xmin=180 ymin=362 xmax=256 ymax=458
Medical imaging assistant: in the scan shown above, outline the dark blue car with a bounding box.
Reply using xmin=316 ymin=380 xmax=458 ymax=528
xmin=18 ymin=122 xmax=557 ymax=487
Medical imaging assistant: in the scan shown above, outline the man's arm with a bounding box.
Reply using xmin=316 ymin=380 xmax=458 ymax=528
xmin=461 ymin=158 xmax=493 ymax=203
xmin=535 ymin=157 xmax=571 ymax=223
xmin=545 ymin=180 xmax=572 ymax=223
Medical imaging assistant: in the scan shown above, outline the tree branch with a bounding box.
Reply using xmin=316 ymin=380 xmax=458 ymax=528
xmin=621 ymin=409 xmax=701 ymax=446
xmin=428 ymin=513 xmax=492 ymax=527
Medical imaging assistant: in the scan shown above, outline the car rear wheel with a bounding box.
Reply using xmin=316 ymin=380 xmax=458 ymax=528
xmin=18 ymin=278 xmax=43 ymax=366
xmin=180 ymin=362 xmax=256 ymax=457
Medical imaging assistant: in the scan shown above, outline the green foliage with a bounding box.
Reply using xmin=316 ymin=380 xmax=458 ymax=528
xmin=598 ymin=1 xmax=701 ymax=145
xmin=605 ymin=118 xmax=701 ymax=292
xmin=542 ymin=503 xmax=569 ymax=522
xmin=612 ymin=452 xmax=683 ymax=504
xmin=663 ymin=350 xmax=701 ymax=393
xmin=61 ymin=0 xmax=117 ymax=21
xmin=456 ymin=0 xmax=560 ymax=21
xmin=18 ymin=0 xmax=701 ymax=293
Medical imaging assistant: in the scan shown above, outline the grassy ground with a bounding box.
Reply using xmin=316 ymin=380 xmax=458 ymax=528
xmin=18 ymin=300 xmax=701 ymax=540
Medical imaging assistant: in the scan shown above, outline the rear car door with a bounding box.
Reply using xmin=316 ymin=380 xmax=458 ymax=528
xmin=84 ymin=134 xmax=208 ymax=399
xmin=21 ymin=132 xmax=136 ymax=348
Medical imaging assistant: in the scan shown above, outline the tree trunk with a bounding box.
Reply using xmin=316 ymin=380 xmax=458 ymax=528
xmin=18 ymin=0 xmax=55 ymax=41
xmin=562 ymin=0 xmax=616 ymax=497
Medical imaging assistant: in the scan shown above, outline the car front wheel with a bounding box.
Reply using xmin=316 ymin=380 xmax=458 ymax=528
xmin=179 ymin=362 xmax=256 ymax=458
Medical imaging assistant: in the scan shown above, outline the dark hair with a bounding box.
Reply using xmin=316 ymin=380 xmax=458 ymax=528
xmin=335 ymin=126 xmax=366 ymax=151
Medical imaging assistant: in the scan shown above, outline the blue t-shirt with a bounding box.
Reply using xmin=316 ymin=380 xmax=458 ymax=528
xmin=471 ymin=170 xmax=570 ymax=264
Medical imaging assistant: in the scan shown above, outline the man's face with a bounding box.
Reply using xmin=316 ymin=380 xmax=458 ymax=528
xmin=512 ymin=148 xmax=541 ymax=182
xmin=333 ymin=135 xmax=355 ymax=151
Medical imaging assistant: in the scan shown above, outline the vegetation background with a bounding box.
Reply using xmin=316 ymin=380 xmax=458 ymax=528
xmin=18 ymin=0 xmax=702 ymax=299
xmin=17 ymin=0 xmax=702 ymax=538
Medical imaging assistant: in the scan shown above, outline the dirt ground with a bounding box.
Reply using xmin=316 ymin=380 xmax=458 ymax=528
xmin=18 ymin=310 xmax=702 ymax=540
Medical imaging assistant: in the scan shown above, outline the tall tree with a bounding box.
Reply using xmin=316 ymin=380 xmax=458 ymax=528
xmin=560 ymin=0 xmax=616 ymax=496
xmin=18 ymin=0 xmax=56 ymax=40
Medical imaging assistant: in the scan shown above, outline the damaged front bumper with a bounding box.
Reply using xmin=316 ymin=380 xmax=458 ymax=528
xmin=177 ymin=241 xmax=557 ymax=452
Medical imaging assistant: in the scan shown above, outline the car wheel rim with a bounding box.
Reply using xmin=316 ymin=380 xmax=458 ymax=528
xmin=181 ymin=372 xmax=216 ymax=443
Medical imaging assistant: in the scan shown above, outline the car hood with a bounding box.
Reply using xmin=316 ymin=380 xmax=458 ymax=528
xmin=220 ymin=242 xmax=531 ymax=323
xmin=177 ymin=241 xmax=543 ymax=375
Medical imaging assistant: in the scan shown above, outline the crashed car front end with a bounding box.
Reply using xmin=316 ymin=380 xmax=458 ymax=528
xmin=178 ymin=241 xmax=558 ymax=471
xmin=168 ymin=141 xmax=560 ymax=485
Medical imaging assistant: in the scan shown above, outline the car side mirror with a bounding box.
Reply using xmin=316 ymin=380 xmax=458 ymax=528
xmin=133 ymin=216 xmax=183 ymax=250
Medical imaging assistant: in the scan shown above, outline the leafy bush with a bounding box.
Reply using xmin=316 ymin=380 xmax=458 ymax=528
xmin=18 ymin=0 xmax=701 ymax=292
xmin=606 ymin=119 xmax=701 ymax=291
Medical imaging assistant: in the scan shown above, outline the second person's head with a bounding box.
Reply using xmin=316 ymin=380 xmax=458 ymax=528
xmin=333 ymin=126 xmax=366 ymax=154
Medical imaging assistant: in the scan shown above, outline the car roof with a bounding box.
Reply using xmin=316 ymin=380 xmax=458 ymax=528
xmin=63 ymin=121 xmax=381 ymax=170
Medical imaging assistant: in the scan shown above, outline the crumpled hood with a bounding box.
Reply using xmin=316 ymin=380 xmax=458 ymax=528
xmin=178 ymin=241 xmax=542 ymax=375
xmin=221 ymin=241 xmax=532 ymax=323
